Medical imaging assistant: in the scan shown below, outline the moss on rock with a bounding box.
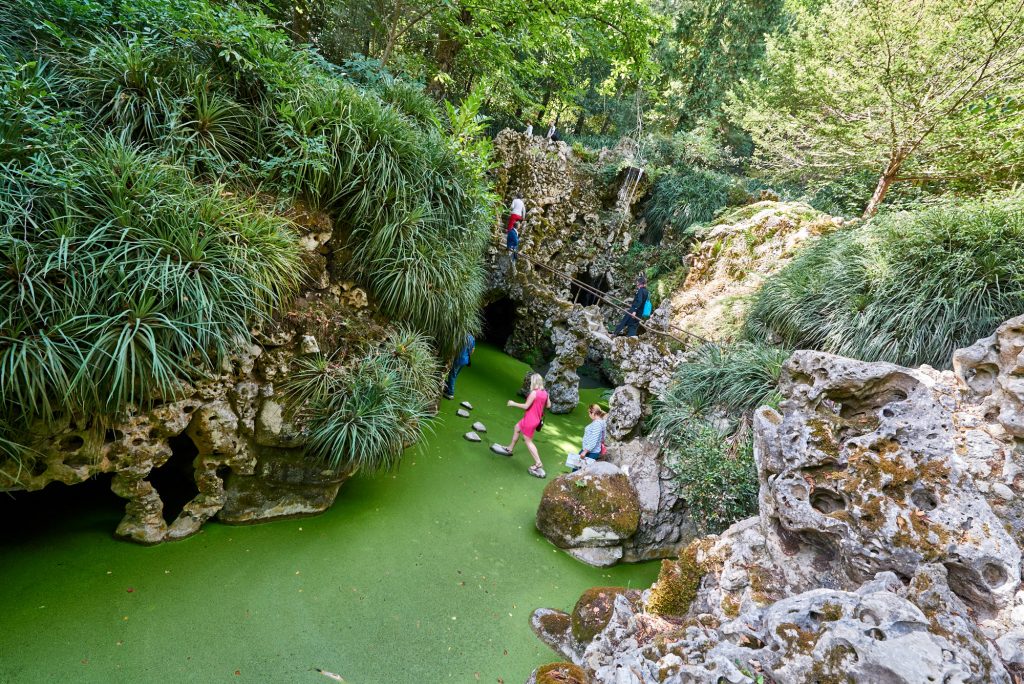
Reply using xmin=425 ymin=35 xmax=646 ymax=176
xmin=535 ymin=662 xmax=590 ymax=684
xmin=536 ymin=468 xmax=641 ymax=548
xmin=646 ymin=543 xmax=704 ymax=618
xmin=571 ymin=587 xmax=628 ymax=643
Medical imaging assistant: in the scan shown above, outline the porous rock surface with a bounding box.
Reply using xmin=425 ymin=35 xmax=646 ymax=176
xmin=668 ymin=201 xmax=842 ymax=342
xmin=1 ymin=205 xmax=399 ymax=544
xmin=528 ymin=317 xmax=1024 ymax=682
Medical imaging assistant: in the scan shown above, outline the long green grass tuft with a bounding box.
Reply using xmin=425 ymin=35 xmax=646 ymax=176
xmin=745 ymin=195 xmax=1024 ymax=368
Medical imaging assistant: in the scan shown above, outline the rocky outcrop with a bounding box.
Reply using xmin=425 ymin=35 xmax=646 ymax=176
xmin=536 ymin=461 xmax=642 ymax=567
xmin=529 ymin=316 xmax=1024 ymax=682
xmin=668 ymin=201 xmax=842 ymax=342
xmin=1 ymin=205 xmax=397 ymax=544
xmin=535 ymin=445 xmax=693 ymax=566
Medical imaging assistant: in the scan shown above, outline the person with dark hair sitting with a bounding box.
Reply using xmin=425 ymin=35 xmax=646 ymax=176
xmin=614 ymin=275 xmax=649 ymax=337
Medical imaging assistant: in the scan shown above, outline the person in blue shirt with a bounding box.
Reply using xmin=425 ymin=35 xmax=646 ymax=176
xmin=614 ymin=275 xmax=649 ymax=337
xmin=506 ymin=223 xmax=519 ymax=261
xmin=444 ymin=333 xmax=476 ymax=399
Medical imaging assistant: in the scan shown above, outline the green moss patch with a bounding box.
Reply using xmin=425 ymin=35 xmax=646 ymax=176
xmin=571 ymin=587 xmax=628 ymax=642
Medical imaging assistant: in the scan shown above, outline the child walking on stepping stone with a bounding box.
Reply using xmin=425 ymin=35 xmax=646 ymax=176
xmin=496 ymin=373 xmax=550 ymax=478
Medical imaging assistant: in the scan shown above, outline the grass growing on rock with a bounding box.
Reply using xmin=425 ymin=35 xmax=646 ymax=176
xmin=745 ymin=195 xmax=1024 ymax=368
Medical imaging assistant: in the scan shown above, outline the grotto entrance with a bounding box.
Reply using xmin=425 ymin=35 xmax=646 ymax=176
xmin=148 ymin=433 xmax=200 ymax=524
xmin=0 ymin=473 xmax=121 ymax=543
xmin=481 ymin=296 xmax=518 ymax=349
xmin=569 ymin=270 xmax=610 ymax=307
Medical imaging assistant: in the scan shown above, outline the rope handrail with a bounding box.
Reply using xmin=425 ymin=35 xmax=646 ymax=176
xmin=505 ymin=241 xmax=713 ymax=347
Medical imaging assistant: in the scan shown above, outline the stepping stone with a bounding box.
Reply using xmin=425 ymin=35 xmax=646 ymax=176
xmin=490 ymin=444 xmax=512 ymax=457
xmin=464 ymin=432 xmax=481 ymax=442
xmin=472 ymin=421 xmax=487 ymax=432
xmin=461 ymin=401 xmax=473 ymax=410
xmin=457 ymin=409 xmax=471 ymax=417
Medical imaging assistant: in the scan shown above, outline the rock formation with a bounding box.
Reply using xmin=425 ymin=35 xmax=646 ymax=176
xmin=535 ymin=439 xmax=694 ymax=566
xmin=529 ymin=315 xmax=1024 ymax=682
xmin=1 ymin=205 xmax=408 ymax=544
xmin=669 ymin=201 xmax=842 ymax=342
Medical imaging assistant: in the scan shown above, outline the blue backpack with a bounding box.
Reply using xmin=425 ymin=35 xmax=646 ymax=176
xmin=641 ymin=297 xmax=652 ymax=319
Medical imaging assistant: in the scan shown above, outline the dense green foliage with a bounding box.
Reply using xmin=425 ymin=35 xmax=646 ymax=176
xmin=671 ymin=342 xmax=790 ymax=414
xmin=0 ymin=0 xmax=492 ymax=473
xmin=730 ymin=0 xmax=1024 ymax=216
xmin=651 ymin=342 xmax=786 ymax=534
xmin=283 ymin=327 xmax=438 ymax=472
xmin=746 ymin=196 xmax=1024 ymax=368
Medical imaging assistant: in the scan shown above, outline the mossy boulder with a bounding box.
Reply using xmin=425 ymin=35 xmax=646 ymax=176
xmin=535 ymin=461 xmax=641 ymax=566
xmin=528 ymin=662 xmax=590 ymax=684
xmin=571 ymin=586 xmax=639 ymax=643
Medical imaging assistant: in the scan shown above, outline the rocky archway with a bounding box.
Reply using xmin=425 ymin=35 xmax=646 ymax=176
xmin=149 ymin=433 xmax=200 ymax=525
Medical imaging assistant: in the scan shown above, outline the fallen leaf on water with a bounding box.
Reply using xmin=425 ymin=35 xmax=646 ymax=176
xmin=315 ymin=669 xmax=345 ymax=682
xmin=126 ymin=588 xmax=134 ymax=593
xmin=234 ymin=670 xmax=241 ymax=676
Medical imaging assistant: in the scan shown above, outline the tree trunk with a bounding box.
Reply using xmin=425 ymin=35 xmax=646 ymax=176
xmin=428 ymin=7 xmax=471 ymax=99
xmin=537 ymin=88 xmax=552 ymax=123
xmin=863 ymin=156 xmax=904 ymax=218
xmin=574 ymin=110 xmax=586 ymax=136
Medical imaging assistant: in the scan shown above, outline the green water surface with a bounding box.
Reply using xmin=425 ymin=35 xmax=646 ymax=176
xmin=0 ymin=345 xmax=658 ymax=683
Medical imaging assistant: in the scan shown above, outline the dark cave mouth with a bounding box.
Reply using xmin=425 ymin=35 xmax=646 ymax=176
xmin=481 ymin=296 xmax=518 ymax=349
xmin=148 ymin=433 xmax=200 ymax=524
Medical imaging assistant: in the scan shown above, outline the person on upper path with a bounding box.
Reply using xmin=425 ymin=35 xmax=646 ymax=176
xmin=524 ymin=122 xmax=533 ymax=136
xmin=572 ymin=404 xmax=607 ymax=471
xmin=443 ymin=332 xmax=475 ymax=399
xmin=497 ymin=373 xmax=550 ymax=478
xmin=506 ymin=222 xmax=519 ymax=262
xmin=614 ymin=274 xmax=650 ymax=337
xmin=546 ymin=121 xmax=559 ymax=141
xmin=507 ymin=195 xmax=525 ymax=232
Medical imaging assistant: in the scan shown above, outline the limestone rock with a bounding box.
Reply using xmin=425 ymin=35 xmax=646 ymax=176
xmin=464 ymin=432 xmax=481 ymax=442
xmin=457 ymin=409 xmax=471 ymax=418
xmin=461 ymin=401 xmax=473 ymax=410
xmin=606 ymin=385 xmax=643 ymax=440
xmin=472 ymin=422 xmax=487 ymax=432
xmin=528 ymin=318 xmax=1024 ymax=681
xmin=536 ymin=462 xmax=641 ymax=566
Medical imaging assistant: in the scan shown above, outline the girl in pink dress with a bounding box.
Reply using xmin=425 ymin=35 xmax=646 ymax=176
xmin=502 ymin=373 xmax=551 ymax=478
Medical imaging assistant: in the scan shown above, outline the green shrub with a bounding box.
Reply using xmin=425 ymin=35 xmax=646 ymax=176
xmin=643 ymin=167 xmax=735 ymax=242
xmin=282 ymin=328 xmax=438 ymax=473
xmin=655 ymin=407 xmax=759 ymax=535
xmin=667 ymin=342 xmax=791 ymax=415
xmin=745 ymin=196 xmax=1024 ymax=368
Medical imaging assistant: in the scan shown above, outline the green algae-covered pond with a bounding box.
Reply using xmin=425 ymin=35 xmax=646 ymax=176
xmin=0 ymin=346 xmax=659 ymax=682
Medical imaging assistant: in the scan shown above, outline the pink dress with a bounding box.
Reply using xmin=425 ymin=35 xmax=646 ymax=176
xmin=517 ymin=390 xmax=548 ymax=438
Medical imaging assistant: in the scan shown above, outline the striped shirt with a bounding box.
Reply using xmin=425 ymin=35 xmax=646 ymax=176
xmin=581 ymin=419 xmax=606 ymax=455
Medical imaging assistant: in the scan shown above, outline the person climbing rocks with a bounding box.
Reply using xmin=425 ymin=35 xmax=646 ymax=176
xmin=506 ymin=222 xmax=519 ymax=261
xmin=571 ymin=404 xmax=607 ymax=471
xmin=495 ymin=373 xmax=550 ymax=478
xmin=507 ymin=195 xmax=525 ymax=232
xmin=614 ymin=274 xmax=649 ymax=337
xmin=524 ymin=122 xmax=533 ymax=136
xmin=443 ymin=332 xmax=475 ymax=399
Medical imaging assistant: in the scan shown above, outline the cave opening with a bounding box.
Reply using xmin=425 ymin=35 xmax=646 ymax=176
xmin=0 ymin=474 xmax=121 ymax=544
xmin=481 ymin=297 xmax=518 ymax=350
xmin=569 ymin=270 xmax=610 ymax=307
xmin=148 ymin=433 xmax=200 ymax=524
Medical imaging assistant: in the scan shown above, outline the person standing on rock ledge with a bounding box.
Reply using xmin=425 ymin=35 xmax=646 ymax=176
xmin=443 ymin=333 xmax=475 ymax=399
xmin=507 ymin=194 xmax=525 ymax=232
xmin=524 ymin=122 xmax=533 ymax=136
xmin=614 ymin=275 xmax=649 ymax=337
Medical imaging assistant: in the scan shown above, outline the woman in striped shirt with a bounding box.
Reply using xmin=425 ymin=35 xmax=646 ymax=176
xmin=573 ymin=404 xmax=607 ymax=470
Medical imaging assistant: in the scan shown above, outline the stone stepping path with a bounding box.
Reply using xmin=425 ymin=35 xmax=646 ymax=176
xmin=461 ymin=401 xmax=473 ymax=410
xmin=490 ymin=444 xmax=512 ymax=456
xmin=464 ymin=432 xmax=481 ymax=442
xmin=472 ymin=422 xmax=486 ymax=432
xmin=457 ymin=409 xmax=471 ymax=418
